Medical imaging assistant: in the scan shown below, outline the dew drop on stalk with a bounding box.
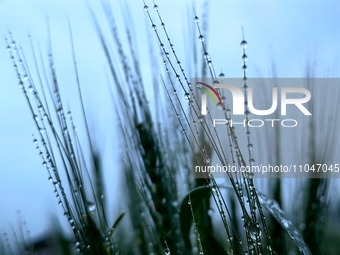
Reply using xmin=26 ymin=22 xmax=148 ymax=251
xmin=216 ymin=102 xmax=223 ymax=110
xmin=151 ymin=24 xmax=157 ymax=31
xmin=240 ymin=40 xmax=247 ymax=48
xmin=248 ymin=144 xmax=253 ymax=150
xmin=164 ymin=248 xmax=171 ymax=255
xmin=194 ymin=16 xmax=199 ymax=22
xmin=249 ymin=158 xmax=255 ymax=165
xmin=86 ymin=202 xmax=96 ymax=213
xmin=187 ymin=200 xmax=191 ymax=205
xmin=153 ymin=4 xmax=159 ymax=10
xmin=198 ymin=35 xmax=204 ymax=42
xmin=204 ymin=156 xmax=210 ymax=164
xmin=184 ymin=92 xmax=190 ymax=101
xmin=198 ymin=116 xmax=204 ymax=122
xmin=143 ymin=5 xmax=149 ymax=12
xmin=173 ymin=90 xmax=177 ymax=94
xmin=226 ymin=108 xmax=231 ymax=119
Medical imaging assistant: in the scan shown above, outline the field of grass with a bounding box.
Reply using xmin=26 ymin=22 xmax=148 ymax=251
xmin=1 ymin=1 xmax=340 ymax=254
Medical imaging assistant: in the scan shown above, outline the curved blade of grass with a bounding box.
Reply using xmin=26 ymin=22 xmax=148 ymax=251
xmin=179 ymin=186 xmax=211 ymax=250
xmin=220 ymin=184 xmax=312 ymax=255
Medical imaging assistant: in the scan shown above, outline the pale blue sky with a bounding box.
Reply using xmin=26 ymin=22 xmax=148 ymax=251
xmin=0 ymin=0 xmax=339 ymax=239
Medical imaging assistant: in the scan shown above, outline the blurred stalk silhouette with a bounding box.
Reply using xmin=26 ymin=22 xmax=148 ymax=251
xmin=2 ymin=1 xmax=340 ymax=255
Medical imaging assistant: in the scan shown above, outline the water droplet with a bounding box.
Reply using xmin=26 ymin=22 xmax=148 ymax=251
xmin=249 ymin=158 xmax=255 ymax=165
xmin=198 ymin=116 xmax=204 ymax=122
xmin=207 ymin=60 xmax=212 ymax=66
xmin=194 ymin=16 xmax=199 ymax=23
xmin=152 ymin=24 xmax=157 ymax=31
xmin=198 ymin=35 xmax=204 ymax=42
xmin=185 ymin=92 xmax=190 ymax=101
xmin=187 ymin=200 xmax=191 ymax=205
xmin=216 ymin=102 xmax=223 ymax=110
xmin=173 ymin=90 xmax=177 ymax=94
xmin=248 ymin=144 xmax=253 ymax=150
xmin=242 ymin=53 xmax=248 ymax=61
xmin=165 ymin=248 xmax=171 ymax=255
xmin=242 ymin=64 xmax=247 ymax=70
xmin=153 ymin=4 xmax=159 ymax=10
xmin=240 ymin=40 xmax=247 ymax=48
xmin=204 ymin=156 xmax=210 ymax=164
xmin=143 ymin=5 xmax=149 ymax=12
xmin=203 ymin=52 xmax=210 ymax=59
xmin=219 ymin=72 xmax=225 ymax=78
xmin=86 ymin=202 xmax=96 ymax=213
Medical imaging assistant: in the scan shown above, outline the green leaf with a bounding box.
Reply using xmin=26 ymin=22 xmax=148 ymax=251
xmin=179 ymin=186 xmax=211 ymax=250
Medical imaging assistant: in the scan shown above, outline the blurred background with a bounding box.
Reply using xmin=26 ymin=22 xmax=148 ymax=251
xmin=0 ymin=0 xmax=339 ymax=253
